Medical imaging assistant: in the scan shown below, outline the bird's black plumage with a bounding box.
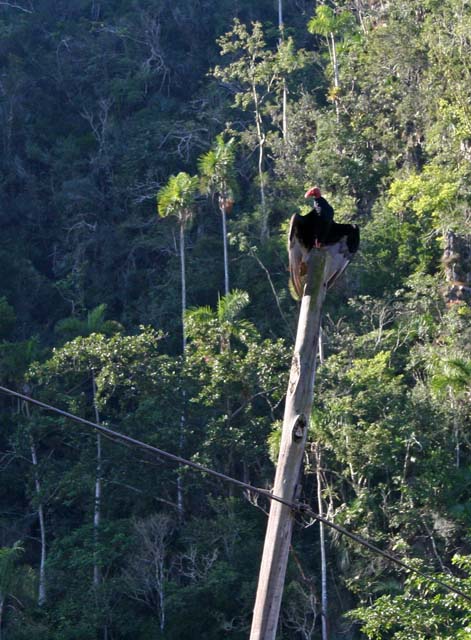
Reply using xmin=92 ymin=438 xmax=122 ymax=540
xmin=288 ymin=209 xmax=359 ymax=298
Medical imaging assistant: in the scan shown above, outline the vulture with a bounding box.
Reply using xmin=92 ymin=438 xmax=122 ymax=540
xmin=288 ymin=207 xmax=360 ymax=299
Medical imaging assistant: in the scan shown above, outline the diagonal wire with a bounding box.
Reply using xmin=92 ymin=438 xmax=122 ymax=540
xmin=1 ymin=384 xmax=470 ymax=603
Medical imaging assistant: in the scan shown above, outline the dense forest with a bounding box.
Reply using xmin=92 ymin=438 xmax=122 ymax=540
xmin=1 ymin=0 xmax=470 ymax=638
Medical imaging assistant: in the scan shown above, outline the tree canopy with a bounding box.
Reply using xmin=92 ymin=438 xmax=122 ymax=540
xmin=0 ymin=1 xmax=470 ymax=638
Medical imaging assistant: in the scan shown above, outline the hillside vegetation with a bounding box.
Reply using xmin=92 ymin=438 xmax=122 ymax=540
xmin=0 ymin=1 xmax=470 ymax=638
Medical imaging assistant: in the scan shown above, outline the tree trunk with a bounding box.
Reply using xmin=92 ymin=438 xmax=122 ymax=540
xmin=177 ymin=222 xmax=187 ymax=517
xmin=330 ymin=32 xmax=340 ymax=122
xmin=258 ymin=137 xmax=268 ymax=240
xmin=92 ymin=374 xmax=102 ymax=589
xmin=252 ymin=84 xmax=268 ymax=240
xmin=442 ymin=230 xmax=471 ymax=305
xmin=0 ymin=594 xmax=4 ymax=640
xmin=30 ymin=439 xmax=47 ymax=606
xmin=93 ymin=433 xmax=102 ymax=588
xmin=451 ymin=393 xmax=460 ymax=468
xmin=278 ymin=0 xmax=288 ymax=141
xmin=24 ymin=401 xmax=47 ymax=606
xmin=316 ymin=447 xmax=328 ymax=640
xmin=180 ymin=223 xmax=187 ymax=351
xmin=250 ymin=249 xmax=331 ymax=640
xmin=281 ymin=81 xmax=288 ymax=143
xmin=221 ymin=204 xmax=230 ymax=296
xmin=317 ymin=323 xmax=328 ymax=639
xmin=158 ymin=555 xmax=166 ymax=632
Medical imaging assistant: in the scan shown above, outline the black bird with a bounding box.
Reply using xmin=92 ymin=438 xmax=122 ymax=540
xmin=288 ymin=191 xmax=359 ymax=298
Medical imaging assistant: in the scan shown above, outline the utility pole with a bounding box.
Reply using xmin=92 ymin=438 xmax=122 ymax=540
xmin=250 ymin=245 xmax=347 ymax=640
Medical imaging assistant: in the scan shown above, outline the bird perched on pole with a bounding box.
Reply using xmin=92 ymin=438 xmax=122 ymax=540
xmin=304 ymin=186 xmax=334 ymax=246
xmin=288 ymin=187 xmax=360 ymax=298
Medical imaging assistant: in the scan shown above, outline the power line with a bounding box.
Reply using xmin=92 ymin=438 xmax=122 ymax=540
xmin=0 ymin=386 xmax=279 ymax=502
xmin=1 ymin=384 xmax=470 ymax=603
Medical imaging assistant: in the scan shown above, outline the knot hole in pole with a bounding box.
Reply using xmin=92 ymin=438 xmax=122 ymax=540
xmin=292 ymin=414 xmax=307 ymax=443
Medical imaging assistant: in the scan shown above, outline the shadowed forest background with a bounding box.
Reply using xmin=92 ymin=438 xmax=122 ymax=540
xmin=0 ymin=0 xmax=471 ymax=638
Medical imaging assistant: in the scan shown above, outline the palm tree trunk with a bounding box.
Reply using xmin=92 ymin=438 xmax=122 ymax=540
xmin=258 ymin=139 xmax=268 ymax=240
xmin=92 ymin=382 xmax=110 ymax=640
xmin=178 ymin=223 xmax=187 ymax=517
xmin=278 ymin=0 xmax=288 ymax=141
xmin=92 ymin=374 xmax=102 ymax=588
xmin=316 ymin=325 xmax=328 ymax=638
xmin=330 ymin=32 xmax=340 ymax=122
xmin=180 ymin=223 xmax=187 ymax=351
xmin=221 ymin=205 xmax=230 ymax=296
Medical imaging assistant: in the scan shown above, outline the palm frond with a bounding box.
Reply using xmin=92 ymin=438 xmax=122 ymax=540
xmin=217 ymin=289 xmax=250 ymax=323
xmin=55 ymin=305 xmax=121 ymax=339
xmin=157 ymin=172 xmax=199 ymax=221
xmin=55 ymin=316 xmax=85 ymax=338
xmin=197 ymin=135 xmax=238 ymax=199
xmin=430 ymin=358 xmax=471 ymax=396
xmin=87 ymin=303 xmax=108 ymax=332
xmin=185 ymin=306 xmax=214 ymax=326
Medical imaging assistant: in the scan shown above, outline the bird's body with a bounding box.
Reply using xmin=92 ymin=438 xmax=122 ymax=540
xmin=288 ymin=209 xmax=360 ymax=298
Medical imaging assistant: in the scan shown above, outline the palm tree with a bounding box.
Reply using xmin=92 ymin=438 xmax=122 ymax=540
xmin=55 ymin=303 xmax=121 ymax=340
xmin=198 ymin=135 xmax=237 ymax=296
xmin=186 ymin=289 xmax=251 ymax=354
xmin=185 ymin=290 xmax=253 ymax=484
xmin=157 ymin=172 xmax=198 ymax=516
xmin=308 ymin=6 xmax=355 ymax=122
xmin=157 ymin=172 xmax=199 ymax=351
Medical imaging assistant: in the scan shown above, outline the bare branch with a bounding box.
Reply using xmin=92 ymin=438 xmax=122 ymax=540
xmin=0 ymin=1 xmax=33 ymax=13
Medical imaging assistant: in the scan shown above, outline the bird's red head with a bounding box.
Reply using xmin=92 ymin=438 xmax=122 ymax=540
xmin=305 ymin=186 xmax=322 ymax=199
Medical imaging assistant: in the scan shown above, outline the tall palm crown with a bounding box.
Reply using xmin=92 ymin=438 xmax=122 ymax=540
xmin=157 ymin=172 xmax=199 ymax=225
xmin=157 ymin=171 xmax=198 ymax=352
xmin=185 ymin=289 xmax=253 ymax=353
xmin=198 ymin=135 xmax=237 ymax=203
xmin=198 ymin=137 xmax=237 ymax=295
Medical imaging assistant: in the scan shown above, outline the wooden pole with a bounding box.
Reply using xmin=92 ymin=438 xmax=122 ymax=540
xmin=250 ymin=248 xmax=332 ymax=640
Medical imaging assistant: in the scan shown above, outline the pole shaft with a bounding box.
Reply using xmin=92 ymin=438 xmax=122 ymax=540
xmin=250 ymin=250 xmax=330 ymax=640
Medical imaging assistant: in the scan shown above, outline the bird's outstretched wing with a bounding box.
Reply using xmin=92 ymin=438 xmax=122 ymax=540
xmin=288 ymin=218 xmax=359 ymax=298
xmin=325 ymin=227 xmax=360 ymax=289
xmin=288 ymin=214 xmax=307 ymax=300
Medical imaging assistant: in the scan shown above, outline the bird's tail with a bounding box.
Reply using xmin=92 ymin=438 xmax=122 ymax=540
xmin=347 ymin=225 xmax=360 ymax=253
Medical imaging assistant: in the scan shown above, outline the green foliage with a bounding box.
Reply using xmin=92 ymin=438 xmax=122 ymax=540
xmin=430 ymin=358 xmax=471 ymax=399
xmin=307 ymin=5 xmax=356 ymax=40
xmin=157 ymin=172 xmax=199 ymax=225
xmin=198 ymin=134 xmax=238 ymax=202
xmin=0 ymin=541 xmax=24 ymax=600
xmin=0 ymin=541 xmax=37 ymax=637
xmin=1 ymin=1 xmax=471 ymax=638
xmin=350 ymin=555 xmax=471 ymax=639
xmin=387 ymin=164 xmax=462 ymax=230
xmin=184 ymin=290 xmax=289 ymax=471
xmin=214 ymin=19 xmax=276 ymax=102
xmin=54 ymin=304 xmax=123 ymax=341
